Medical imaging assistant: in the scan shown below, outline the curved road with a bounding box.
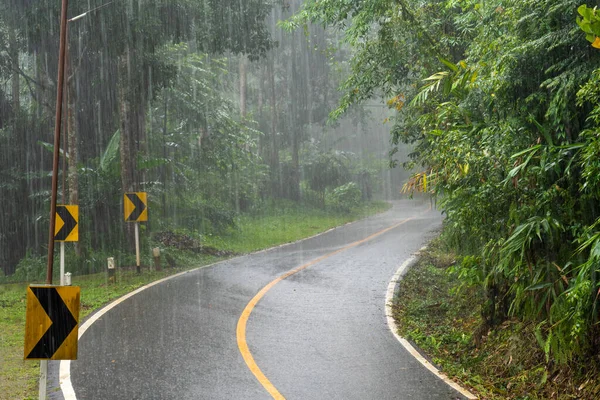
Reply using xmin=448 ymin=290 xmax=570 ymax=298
xmin=60 ymin=200 xmax=466 ymax=399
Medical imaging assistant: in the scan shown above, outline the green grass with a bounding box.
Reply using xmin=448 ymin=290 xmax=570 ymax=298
xmin=392 ymin=237 xmax=600 ymax=400
xmin=0 ymin=285 xmax=39 ymax=400
xmin=0 ymin=201 xmax=390 ymax=400
xmin=205 ymin=201 xmax=391 ymax=253
xmin=0 ymin=260 xmax=219 ymax=400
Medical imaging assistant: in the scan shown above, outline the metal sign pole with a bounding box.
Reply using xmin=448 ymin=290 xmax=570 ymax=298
xmin=60 ymin=242 xmax=65 ymax=286
xmin=39 ymin=360 xmax=48 ymax=399
xmin=135 ymin=222 xmax=141 ymax=273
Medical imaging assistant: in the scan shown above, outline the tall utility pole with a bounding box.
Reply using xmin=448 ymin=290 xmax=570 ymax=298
xmin=40 ymin=2 xmax=69 ymax=398
xmin=46 ymin=0 xmax=69 ymax=285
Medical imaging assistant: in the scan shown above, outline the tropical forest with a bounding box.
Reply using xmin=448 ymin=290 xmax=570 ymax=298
xmin=3 ymin=0 xmax=600 ymax=399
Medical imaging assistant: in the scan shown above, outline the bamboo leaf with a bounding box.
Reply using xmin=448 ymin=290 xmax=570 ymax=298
xmin=438 ymin=57 xmax=459 ymax=72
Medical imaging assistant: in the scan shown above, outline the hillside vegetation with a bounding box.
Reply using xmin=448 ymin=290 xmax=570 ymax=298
xmin=290 ymin=0 xmax=600 ymax=367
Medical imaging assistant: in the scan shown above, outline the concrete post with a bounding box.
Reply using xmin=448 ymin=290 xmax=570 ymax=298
xmin=152 ymin=247 xmax=161 ymax=271
xmin=107 ymin=257 xmax=116 ymax=284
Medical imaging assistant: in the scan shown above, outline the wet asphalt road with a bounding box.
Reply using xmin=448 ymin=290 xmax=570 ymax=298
xmin=67 ymin=200 xmax=466 ymax=399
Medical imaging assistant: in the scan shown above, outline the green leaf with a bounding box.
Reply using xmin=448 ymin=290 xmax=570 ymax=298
xmin=591 ymin=238 xmax=600 ymax=259
xmin=510 ymin=145 xmax=541 ymax=159
xmin=526 ymin=282 xmax=553 ymax=291
xmin=576 ymin=18 xmax=593 ymax=34
xmin=37 ymin=141 xmax=68 ymax=159
xmin=100 ymin=130 xmax=120 ymax=172
xmin=438 ymin=57 xmax=458 ymax=72
xmin=578 ymin=4 xmax=593 ymax=21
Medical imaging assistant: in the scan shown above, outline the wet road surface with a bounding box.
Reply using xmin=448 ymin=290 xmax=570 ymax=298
xmin=66 ymin=200 xmax=466 ymax=399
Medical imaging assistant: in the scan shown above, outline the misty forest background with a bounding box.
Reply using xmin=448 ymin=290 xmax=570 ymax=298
xmin=5 ymin=0 xmax=600 ymax=371
xmin=0 ymin=0 xmax=407 ymax=282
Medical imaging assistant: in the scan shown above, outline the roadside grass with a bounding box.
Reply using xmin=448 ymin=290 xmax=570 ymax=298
xmin=0 ymin=201 xmax=390 ymax=400
xmin=392 ymin=237 xmax=600 ymax=400
xmin=203 ymin=201 xmax=391 ymax=253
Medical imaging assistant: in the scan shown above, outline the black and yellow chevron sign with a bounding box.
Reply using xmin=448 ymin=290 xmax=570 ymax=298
xmin=24 ymin=286 xmax=80 ymax=360
xmin=124 ymin=192 xmax=148 ymax=222
xmin=55 ymin=205 xmax=78 ymax=242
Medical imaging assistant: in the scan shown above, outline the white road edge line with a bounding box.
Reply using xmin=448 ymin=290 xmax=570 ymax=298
xmin=60 ymin=203 xmax=400 ymax=399
xmin=385 ymin=247 xmax=477 ymax=400
xmin=59 ymin=266 xmax=204 ymax=399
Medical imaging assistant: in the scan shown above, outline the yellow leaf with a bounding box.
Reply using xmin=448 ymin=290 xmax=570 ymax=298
xmin=470 ymin=71 xmax=478 ymax=83
xmin=422 ymin=173 xmax=427 ymax=192
xmin=593 ymin=37 xmax=600 ymax=49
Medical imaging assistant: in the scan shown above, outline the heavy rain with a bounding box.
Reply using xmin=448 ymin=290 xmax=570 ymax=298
xmin=2 ymin=0 xmax=600 ymax=399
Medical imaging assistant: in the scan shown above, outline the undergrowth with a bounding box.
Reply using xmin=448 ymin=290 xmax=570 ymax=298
xmin=392 ymin=237 xmax=600 ymax=399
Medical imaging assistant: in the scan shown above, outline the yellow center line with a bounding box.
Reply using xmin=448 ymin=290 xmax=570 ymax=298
xmin=236 ymin=213 xmax=424 ymax=399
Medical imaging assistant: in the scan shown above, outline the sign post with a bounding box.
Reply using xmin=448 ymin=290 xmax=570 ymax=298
xmin=39 ymin=359 xmax=47 ymax=400
xmin=124 ymin=192 xmax=148 ymax=273
xmin=33 ymin=204 xmax=79 ymax=397
xmin=55 ymin=205 xmax=78 ymax=285
xmin=60 ymin=243 xmax=65 ymax=286
xmin=41 ymin=0 xmax=69 ymax=394
xmin=135 ymin=222 xmax=140 ymax=272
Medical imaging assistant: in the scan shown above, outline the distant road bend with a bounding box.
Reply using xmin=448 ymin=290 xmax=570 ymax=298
xmin=60 ymin=200 xmax=470 ymax=399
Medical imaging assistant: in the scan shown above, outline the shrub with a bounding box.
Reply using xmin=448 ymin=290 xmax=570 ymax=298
xmin=11 ymin=251 xmax=46 ymax=282
xmin=327 ymin=182 xmax=362 ymax=213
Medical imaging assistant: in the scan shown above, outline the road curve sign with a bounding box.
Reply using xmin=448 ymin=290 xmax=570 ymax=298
xmin=124 ymin=192 xmax=148 ymax=222
xmin=24 ymin=286 xmax=80 ymax=360
xmin=55 ymin=205 xmax=78 ymax=242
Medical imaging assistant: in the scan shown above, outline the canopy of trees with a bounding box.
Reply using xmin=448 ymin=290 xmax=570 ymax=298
xmin=0 ymin=0 xmax=397 ymax=279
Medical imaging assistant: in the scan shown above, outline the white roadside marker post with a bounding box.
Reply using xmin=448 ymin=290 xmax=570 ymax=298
xmin=152 ymin=247 xmax=161 ymax=271
xmin=39 ymin=360 xmax=48 ymax=399
xmin=60 ymin=242 xmax=65 ymax=286
xmin=107 ymin=257 xmax=116 ymax=284
xmin=135 ymin=222 xmax=141 ymax=273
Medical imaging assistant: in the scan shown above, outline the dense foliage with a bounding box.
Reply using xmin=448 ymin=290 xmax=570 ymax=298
xmin=291 ymin=0 xmax=600 ymax=364
xmin=0 ymin=0 xmax=395 ymax=279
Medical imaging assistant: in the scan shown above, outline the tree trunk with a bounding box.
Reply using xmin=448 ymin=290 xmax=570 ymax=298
xmin=289 ymin=33 xmax=301 ymax=201
xmin=118 ymin=50 xmax=136 ymax=252
xmin=304 ymin=27 xmax=313 ymax=125
xmin=233 ymin=55 xmax=247 ymax=212
xmin=135 ymin=93 xmax=147 ymax=189
xmin=267 ymin=53 xmax=280 ymax=198
xmin=66 ymin=41 xmax=80 ymax=256
xmin=119 ymin=51 xmax=134 ymax=193
xmin=290 ymin=127 xmax=301 ymax=201
xmin=161 ymin=94 xmax=168 ymax=218
xmin=34 ymin=51 xmax=44 ymax=119
xmin=257 ymin=65 xmax=265 ymax=159
xmin=9 ymin=28 xmax=19 ymax=111
xmin=239 ymin=55 xmax=247 ymax=119
xmin=3 ymin=27 xmax=25 ymax=276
